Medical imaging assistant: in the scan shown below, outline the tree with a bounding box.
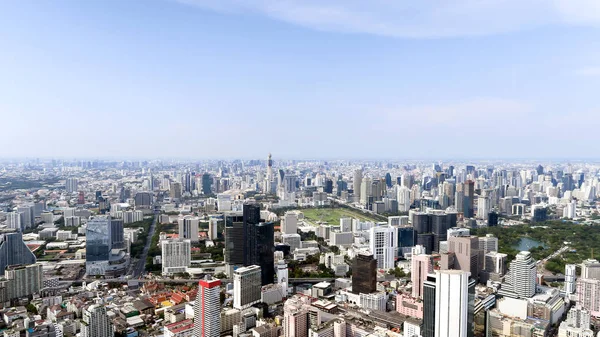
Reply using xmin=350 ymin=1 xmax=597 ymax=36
xmin=26 ymin=303 xmax=38 ymax=314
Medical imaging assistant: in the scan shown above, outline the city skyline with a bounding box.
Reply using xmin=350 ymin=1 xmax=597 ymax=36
xmin=1 ymin=0 xmax=600 ymax=159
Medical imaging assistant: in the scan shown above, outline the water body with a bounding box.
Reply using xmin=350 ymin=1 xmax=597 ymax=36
xmin=513 ymin=237 xmax=547 ymax=251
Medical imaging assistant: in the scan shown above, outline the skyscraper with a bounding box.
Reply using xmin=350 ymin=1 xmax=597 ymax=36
xmin=369 ymin=225 xmax=398 ymax=270
xmin=412 ymin=254 xmax=433 ymax=299
xmin=433 ymin=270 xmax=475 ymax=337
xmin=3 ymin=264 xmax=43 ymax=301
xmin=565 ymin=264 xmax=577 ymax=294
xmin=463 ymin=180 xmax=475 ymax=218
xmin=16 ymin=205 xmax=34 ymax=229
xmin=498 ymin=251 xmax=537 ymax=299
xmin=243 ymin=204 xmax=274 ymax=285
xmin=283 ymin=296 xmax=310 ymax=337
xmin=224 ymin=212 xmax=244 ymax=267
xmin=161 ymin=239 xmax=191 ymax=275
xmin=194 ymin=276 xmax=221 ymax=337
xmin=352 ymin=252 xmax=377 ymax=294
xmin=447 ymin=235 xmax=482 ymax=281
xmin=581 ymin=259 xmax=600 ymax=280
xmin=86 ymin=215 xmax=127 ymax=276
xmin=202 ymin=173 xmax=213 ymax=195
xmin=81 ymin=304 xmax=114 ymax=337
xmin=233 ymin=265 xmax=262 ymax=309
xmin=65 ymin=178 xmax=78 ymax=194
xmin=178 ymin=216 xmax=199 ymax=243
xmin=353 ymin=169 xmax=362 ymax=201
xmin=0 ymin=231 xmax=36 ymax=276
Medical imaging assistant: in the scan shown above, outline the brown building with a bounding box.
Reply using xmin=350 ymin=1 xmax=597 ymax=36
xmin=353 ymin=252 xmax=377 ymax=294
xmin=446 ymin=235 xmax=482 ymax=280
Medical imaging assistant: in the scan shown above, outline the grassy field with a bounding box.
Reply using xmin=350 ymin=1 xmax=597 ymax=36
xmin=300 ymin=207 xmax=382 ymax=225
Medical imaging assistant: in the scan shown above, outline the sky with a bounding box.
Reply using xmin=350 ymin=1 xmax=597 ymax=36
xmin=1 ymin=0 xmax=600 ymax=160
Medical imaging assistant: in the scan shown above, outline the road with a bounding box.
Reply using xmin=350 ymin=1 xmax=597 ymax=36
xmin=130 ymin=210 xmax=159 ymax=278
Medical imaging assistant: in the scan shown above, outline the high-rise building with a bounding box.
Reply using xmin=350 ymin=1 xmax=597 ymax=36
xmin=0 ymin=264 xmax=43 ymax=302
xmin=282 ymin=211 xmax=299 ymax=235
xmin=581 ymin=259 xmax=600 ymax=280
xmin=81 ymin=304 xmax=114 ymax=337
xmin=447 ymin=235 xmax=481 ymax=281
xmin=369 ymin=225 xmax=398 ymax=270
xmin=498 ymin=251 xmax=537 ymax=299
xmin=565 ymin=264 xmax=577 ymax=294
xmin=134 ymin=192 xmax=153 ymax=208
xmin=86 ymin=215 xmax=127 ymax=276
xmin=16 ymin=205 xmax=34 ymax=229
xmin=161 ymin=239 xmax=191 ymax=275
xmin=476 ymin=196 xmax=489 ymax=220
xmin=558 ymin=306 xmax=593 ymax=337
xmin=202 ymin=173 xmax=213 ymax=195
xmin=0 ymin=231 xmax=37 ymax=276
xmin=243 ymin=204 xmax=274 ymax=285
xmin=576 ymin=278 xmax=600 ymax=317
xmin=463 ymin=180 xmax=475 ymax=218
xmin=353 ymin=169 xmax=363 ymax=201
xmin=6 ymin=212 xmax=22 ymax=231
xmin=481 ymin=251 xmax=507 ymax=282
xmin=224 ymin=212 xmax=244 ymax=267
xmin=478 ymin=234 xmax=498 ymax=253
xmin=194 ymin=277 xmax=221 ymax=337
xmin=427 ymin=270 xmax=475 ymax=337
xmin=352 ymin=252 xmax=377 ymax=294
xmin=233 ymin=265 xmax=262 ymax=309
xmin=178 ymin=216 xmax=199 ymax=243
xmin=65 ymin=178 xmax=78 ymax=194
xmin=276 ymin=260 xmax=289 ymax=296
xmin=412 ymin=254 xmax=433 ymax=299
xmin=283 ymin=296 xmax=310 ymax=337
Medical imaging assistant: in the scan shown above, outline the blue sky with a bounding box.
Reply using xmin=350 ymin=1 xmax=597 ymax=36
xmin=1 ymin=0 xmax=600 ymax=159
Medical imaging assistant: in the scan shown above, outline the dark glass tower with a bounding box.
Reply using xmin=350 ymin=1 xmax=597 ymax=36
xmin=352 ymin=253 xmax=377 ymax=294
xmin=0 ymin=231 xmax=36 ymax=276
xmin=224 ymin=213 xmax=244 ymax=265
xmin=422 ymin=275 xmax=437 ymax=337
xmin=242 ymin=204 xmax=274 ymax=285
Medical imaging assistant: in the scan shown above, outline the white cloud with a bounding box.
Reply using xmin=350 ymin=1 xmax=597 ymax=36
xmin=176 ymin=0 xmax=600 ymax=38
xmin=575 ymin=66 xmax=600 ymax=76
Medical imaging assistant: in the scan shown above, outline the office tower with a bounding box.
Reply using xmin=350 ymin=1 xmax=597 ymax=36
xmin=582 ymin=259 xmax=600 ymax=280
xmin=134 ymin=192 xmax=153 ymax=208
xmin=224 ymin=212 xmax=245 ymax=266
xmin=476 ymin=196 xmax=489 ymax=220
xmin=360 ymin=177 xmax=372 ymax=205
xmin=65 ymin=178 xmax=78 ymax=194
xmin=353 ymin=169 xmax=362 ymax=200
xmin=417 ymin=233 xmax=434 ymax=254
xmin=208 ymin=219 xmax=218 ymax=240
xmin=110 ymin=218 xmax=125 ymax=249
xmin=233 ymin=265 xmax=262 ymax=309
xmin=202 ymin=173 xmax=213 ymax=195
xmin=86 ymin=216 xmax=112 ymax=275
xmin=431 ymin=214 xmax=450 ymax=252
xmin=463 ymin=180 xmax=475 ymax=218
xmin=0 ymin=231 xmax=36 ymax=276
xmin=277 ymin=260 xmax=289 ymax=296
xmin=425 ymin=270 xmax=475 ymax=337
xmin=478 ymin=234 xmax=498 ymax=253
xmin=81 ymin=304 xmax=114 ymax=337
xmin=161 ymin=239 xmax=191 ymax=275
xmin=397 ymin=186 xmax=411 ymax=212
xmin=487 ymin=211 xmax=499 ymax=226
xmin=283 ymin=296 xmax=310 ymax=337
xmin=369 ymin=225 xmax=398 ymax=269
xmin=2 ymin=264 xmax=43 ymax=301
xmin=178 ymin=216 xmax=199 ymax=242
xmin=170 ymin=181 xmax=182 ymax=199
xmin=397 ymin=226 xmax=417 ymax=257
xmin=16 ymin=205 xmax=34 ymax=229
xmin=402 ymin=173 xmax=414 ymax=188
xmin=576 ymin=278 xmax=600 ymax=317
xmin=412 ymin=254 xmax=433 ymax=299
xmin=423 ymin=274 xmax=437 ymax=337
xmin=499 ymin=251 xmax=537 ymax=299
xmin=194 ymin=276 xmax=221 ymax=337
xmin=282 ymin=211 xmax=299 ymax=235
xmin=86 ymin=215 xmax=126 ymax=276
xmin=6 ymin=212 xmax=22 ymax=231
xmin=447 ymin=235 xmax=481 ymax=280
xmin=243 ymin=204 xmax=274 ymax=285
xmin=352 ymin=252 xmax=377 ymax=294
xmin=412 ymin=213 xmax=430 ymax=234
xmin=565 ymin=264 xmax=577 ymax=294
